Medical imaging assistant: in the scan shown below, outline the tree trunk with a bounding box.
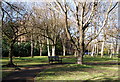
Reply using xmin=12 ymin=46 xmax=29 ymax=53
xmin=77 ymin=29 xmax=85 ymax=64
xmin=74 ymin=49 xmax=77 ymax=57
xmin=52 ymin=44 xmax=55 ymax=56
xmin=96 ymin=43 xmax=99 ymax=56
xmin=95 ymin=44 xmax=97 ymax=55
xmin=47 ymin=38 xmax=50 ymax=56
xmin=39 ymin=37 xmax=42 ymax=56
xmin=39 ymin=44 xmax=42 ymax=56
xmin=116 ymin=44 xmax=119 ymax=54
xmin=110 ymin=43 xmax=113 ymax=58
xmin=101 ymin=41 xmax=105 ymax=57
xmin=108 ymin=49 xmax=110 ymax=55
xmin=52 ymin=38 xmax=56 ymax=56
xmin=91 ymin=45 xmax=95 ymax=57
xmin=8 ymin=43 xmax=15 ymax=66
xmin=110 ymin=53 xmax=112 ymax=58
xmin=31 ymin=35 xmax=34 ymax=58
xmin=8 ymin=44 xmax=13 ymax=64
xmin=63 ymin=44 xmax=66 ymax=56
xmin=77 ymin=51 xmax=83 ymax=64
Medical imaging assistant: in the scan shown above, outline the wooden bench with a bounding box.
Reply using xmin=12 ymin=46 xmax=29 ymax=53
xmin=48 ymin=56 xmax=62 ymax=63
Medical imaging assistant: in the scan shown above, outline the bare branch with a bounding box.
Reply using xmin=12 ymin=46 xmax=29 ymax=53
xmin=83 ymin=1 xmax=95 ymax=29
xmin=55 ymin=0 xmax=65 ymax=13
xmin=85 ymin=1 xmax=118 ymax=49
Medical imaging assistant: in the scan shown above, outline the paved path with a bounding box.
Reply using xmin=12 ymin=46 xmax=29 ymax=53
xmin=2 ymin=64 xmax=52 ymax=82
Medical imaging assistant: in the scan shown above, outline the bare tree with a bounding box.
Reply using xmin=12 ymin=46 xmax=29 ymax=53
xmin=31 ymin=4 xmax=65 ymax=56
xmin=51 ymin=0 xmax=118 ymax=64
xmin=1 ymin=1 xmax=29 ymax=66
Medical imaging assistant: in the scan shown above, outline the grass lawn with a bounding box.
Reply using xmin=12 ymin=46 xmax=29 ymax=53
xmin=35 ymin=56 xmax=119 ymax=81
xmin=35 ymin=64 xmax=119 ymax=81
xmin=1 ymin=56 xmax=48 ymax=78
xmin=1 ymin=55 xmax=119 ymax=81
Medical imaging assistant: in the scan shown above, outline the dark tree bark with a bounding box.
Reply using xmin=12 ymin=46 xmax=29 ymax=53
xmin=7 ymin=42 xmax=16 ymax=67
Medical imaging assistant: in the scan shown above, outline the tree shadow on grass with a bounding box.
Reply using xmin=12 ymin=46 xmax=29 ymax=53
xmin=84 ymin=77 xmax=119 ymax=82
xmin=84 ymin=79 xmax=119 ymax=82
xmin=84 ymin=62 xmax=119 ymax=65
xmin=36 ymin=62 xmax=119 ymax=81
xmin=18 ymin=63 xmax=50 ymax=68
xmin=2 ymin=63 xmax=56 ymax=82
xmin=40 ymin=64 xmax=93 ymax=72
xmin=83 ymin=57 xmax=118 ymax=62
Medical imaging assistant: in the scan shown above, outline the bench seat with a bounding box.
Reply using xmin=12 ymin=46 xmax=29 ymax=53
xmin=48 ymin=56 xmax=62 ymax=63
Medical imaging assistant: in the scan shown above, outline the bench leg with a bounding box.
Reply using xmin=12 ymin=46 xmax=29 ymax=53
xmin=58 ymin=60 xmax=62 ymax=63
xmin=61 ymin=60 xmax=62 ymax=63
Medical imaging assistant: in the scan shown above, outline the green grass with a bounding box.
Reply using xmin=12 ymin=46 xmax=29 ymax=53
xmin=35 ymin=64 xmax=119 ymax=81
xmin=83 ymin=56 xmax=118 ymax=62
xmin=1 ymin=55 xmax=119 ymax=81
xmin=1 ymin=56 xmax=48 ymax=78
xmin=34 ymin=56 xmax=119 ymax=81
xmin=2 ymin=56 xmax=48 ymax=66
